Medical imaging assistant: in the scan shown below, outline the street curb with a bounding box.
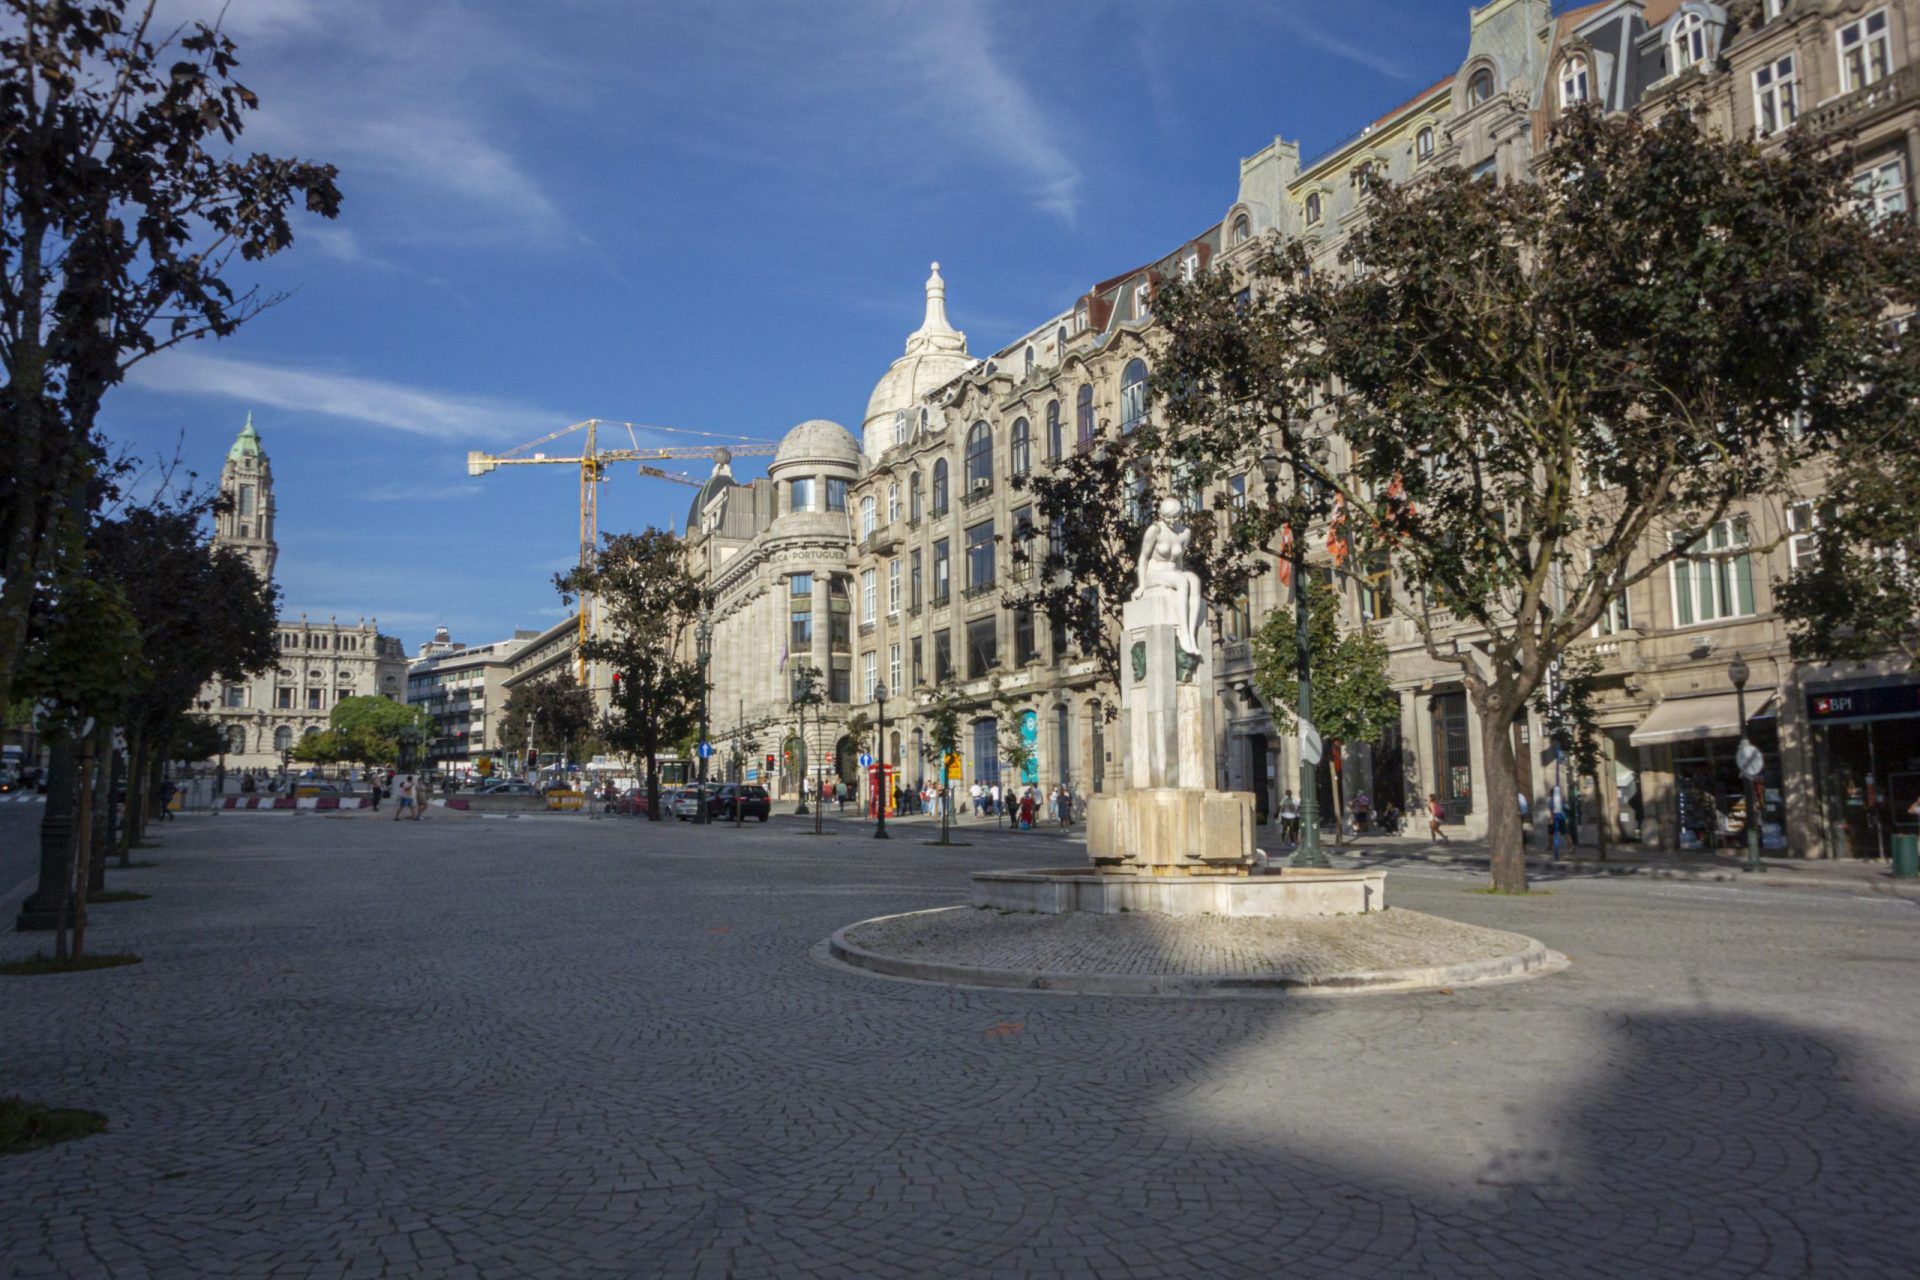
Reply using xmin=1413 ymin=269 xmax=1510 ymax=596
xmin=825 ymin=906 xmax=1567 ymax=999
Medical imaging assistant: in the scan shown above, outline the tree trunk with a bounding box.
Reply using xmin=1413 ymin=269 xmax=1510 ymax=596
xmin=122 ymin=728 xmax=146 ymax=855
xmin=71 ymin=737 xmax=97 ymax=960
xmin=1477 ymin=698 xmax=1529 ymax=893
xmin=88 ymin=723 xmax=110 ymax=896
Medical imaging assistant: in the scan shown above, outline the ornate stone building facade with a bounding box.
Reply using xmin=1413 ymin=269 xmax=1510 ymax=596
xmin=202 ymin=419 xmax=409 ymax=771
xmin=688 ymin=0 xmax=1920 ymax=855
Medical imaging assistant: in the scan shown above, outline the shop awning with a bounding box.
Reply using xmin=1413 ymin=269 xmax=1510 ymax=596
xmin=1629 ymin=691 xmax=1776 ymax=748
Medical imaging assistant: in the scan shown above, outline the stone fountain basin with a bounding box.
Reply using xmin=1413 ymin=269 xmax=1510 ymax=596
xmin=971 ymin=866 xmax=1387 ymax=918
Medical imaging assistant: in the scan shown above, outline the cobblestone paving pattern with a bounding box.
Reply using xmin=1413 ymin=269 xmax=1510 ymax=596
xmin=2 ymin=811 xmax=1917 ymax=1278
xmin=842 ymin=904 xmax=1534 ymax=978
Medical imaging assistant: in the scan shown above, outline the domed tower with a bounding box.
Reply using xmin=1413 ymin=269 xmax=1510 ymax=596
xmin=861 ymin=263 xmax=977 ymax=462
xmin=215 ymin=414 xmax=276 ymax=584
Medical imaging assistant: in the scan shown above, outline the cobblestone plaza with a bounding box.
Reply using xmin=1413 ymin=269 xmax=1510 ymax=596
xmin=4 ymin=812 xmax=1918 ymax=1278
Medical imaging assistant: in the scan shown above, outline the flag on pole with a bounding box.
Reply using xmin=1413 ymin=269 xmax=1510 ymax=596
xmin=1326 ymin=494 xmax=1351 ymax=566
xmin=1275 ymin=525 xmax=1294 ymax=587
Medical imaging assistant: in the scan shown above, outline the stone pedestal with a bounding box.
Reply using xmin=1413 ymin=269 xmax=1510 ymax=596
xmin=1086 ymin=593 xmax=1254 ymax=874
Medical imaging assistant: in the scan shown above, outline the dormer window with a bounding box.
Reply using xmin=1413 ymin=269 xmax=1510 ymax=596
xmin=1560 ymin=55 xmax=1590 ymax=110
xmin=1468 ymin=68 xmax=1494 ymax=105
xmin=1180 ymin=254 xmax=1199 ymax=282
xmin=1073 ymin=301 xmax=1089 ymax=333
xmin=1670 ymin=11 xmax=1707 ymax=74
xmin=1416 ymin=127 xmax=1434 ymax=160
xmin=893 ymin=409 xmax=907 ymax=449
xmin=1133 ymin=282 xmax=1151 ymax=318
xmin=1305 ymin=192 xmax=1322 ymax=226
xmin=1231 ymin=214 xmax=1251 ymax=244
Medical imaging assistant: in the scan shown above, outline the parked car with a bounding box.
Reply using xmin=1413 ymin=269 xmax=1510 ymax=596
xmin=478 ymin=780 xmax=536 ymax=796
xmin=675 ymin=783 xmax=771 ymax=822
xmin=608 ymin=787 xmax=657 ymax=816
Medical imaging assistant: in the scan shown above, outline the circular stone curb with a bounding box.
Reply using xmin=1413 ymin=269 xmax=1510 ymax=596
xmin=826 ymin=907 xmax=1567 ymax=999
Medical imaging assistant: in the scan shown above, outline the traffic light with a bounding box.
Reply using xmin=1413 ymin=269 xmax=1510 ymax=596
xmin=611 ymin=672 xmax=623 ymax=696
xmin=765 ymin=753 xmax=775 ymax=771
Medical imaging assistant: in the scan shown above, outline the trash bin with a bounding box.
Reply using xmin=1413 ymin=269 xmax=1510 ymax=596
xmin=1894 ymin=833 xmax=1919 ymax=880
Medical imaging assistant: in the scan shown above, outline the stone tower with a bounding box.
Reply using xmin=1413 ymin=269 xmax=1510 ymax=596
xmin=215 ymin=414 xmax=276 ymax=583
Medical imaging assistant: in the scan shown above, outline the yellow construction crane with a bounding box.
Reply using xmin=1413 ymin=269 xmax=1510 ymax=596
xmin=468 ymin=419 xmax=778 ymax=681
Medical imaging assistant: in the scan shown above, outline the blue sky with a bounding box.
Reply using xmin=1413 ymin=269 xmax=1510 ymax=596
xmin=104 ymin=0 xmax=1488 ymax=650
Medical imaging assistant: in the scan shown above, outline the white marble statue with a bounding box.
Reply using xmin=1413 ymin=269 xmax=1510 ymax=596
xmin=1132 ymin=496 xmax=1206 ymax=657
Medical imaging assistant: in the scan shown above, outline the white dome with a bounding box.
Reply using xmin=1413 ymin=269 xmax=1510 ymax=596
xmin=861 ymin=263 xmax=975 ymax=460
xmin=771 ymin=419 xmax=860 ymax=473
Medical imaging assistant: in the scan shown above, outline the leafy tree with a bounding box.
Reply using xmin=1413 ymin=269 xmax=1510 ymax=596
xmin=0 ymin=0 xmax=340 ymax=712
xmin=916 ymin=678 xmax=966 ymax=846
xmin=289 ymin=729 xmax=342 ymax=766
xmin=166 ymin=715 xmax=228 ymax=765
xmin=553 ymin=529 xmax=705 ymax=820
xmin=789 ymin=661 xmax=825 ymax=818
xmin=1153 ymin=107 xmax=1915 ymax=891
xmin=1250 ymin=575 xmax=1398 ymax=843
xmin=1776 ymin=447 xmax=1920 ymax=665
xmin=327 ymin=695 xmax=429 ymax=770
xmin=90 ymin=493 xmax=275 ymax=851
xmin=497 ymin=674 xmax=597 ymax=771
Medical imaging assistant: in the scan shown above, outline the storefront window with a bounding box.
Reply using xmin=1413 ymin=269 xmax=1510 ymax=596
xmin=1808 ymin=682 xmax=1920 ymax=859
xmin=1431 ymin=691 xmax=1473 ymax=817
xmin=1672 ymin=720 xmax=1784 ymax=852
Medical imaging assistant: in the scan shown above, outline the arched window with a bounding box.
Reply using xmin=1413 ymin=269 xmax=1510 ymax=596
xmin=1055 ymin=325 xmax=1067 ymax=356
xmin=1468 ymin=67 xmax=1494 ymax=104
xmin=1119 ymin=359 xmax=1149 ymax=433
xmin=886 ymin=482 xmax=900 ymax=523
xmin=1231 ymin=213 xmax=1251 ymax=244
xmin=860 ymin=495 xmax=877 ymax=537
xmin=909 ymin=471 xmax=923 ymax=522
xmin=932 ymin=459 xmax=949 ymax=514
xmin=274 ymin=725 xmax=293 ymax=752
xmin=1076 ymin=384 xmax=1094 ymax=448
xmin=1416 ymin=127 xmax=1434 ymax=160
xmin=1670 ymin=12 xmax=1706 ymax=73
xmin=1011 ymin=417 xmax=1031 ymax=476
xmin=1046 ymin=401 xmax=1062 ymax=459
xmin=893 ymin=409 xmax=908 ymax=449
xmin=1024 ymin=347 xmax=1035 ymax=377
xmin=1305 ymin=192 xmax=1322 ymax=226
xmin=965 ymin=421 xmax=993 ymax=493
xmin=1560 ymin=54 xmax=1590 ymax=109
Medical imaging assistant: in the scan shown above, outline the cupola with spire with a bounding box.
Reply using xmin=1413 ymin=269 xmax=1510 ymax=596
xmin=861 ymin=262 xmax=978 ymax=462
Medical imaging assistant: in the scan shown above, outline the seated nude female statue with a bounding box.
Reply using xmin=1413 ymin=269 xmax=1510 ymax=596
xmin=1132 ymin=496 xmax=1205 ymax=657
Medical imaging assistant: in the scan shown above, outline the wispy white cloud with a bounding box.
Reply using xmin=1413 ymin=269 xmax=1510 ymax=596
xmin=126 ymin=350 xmax=562 ymax=443
xmin=1265 ymin=4 xmax=1414 ymax=82
xmin=908 ymin=4 xmax=1083 ymax=222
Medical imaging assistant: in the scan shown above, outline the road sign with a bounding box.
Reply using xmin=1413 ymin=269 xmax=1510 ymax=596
xmin=858 ymin=752 xmax=873 ymax=769
xmin=1299 ymin=722 xmax=1324 ymax=766
xmin=1736 ymin=739 xmax=1765 ymax=781
xmin=697 ymin=742 xmax=714 ymax=760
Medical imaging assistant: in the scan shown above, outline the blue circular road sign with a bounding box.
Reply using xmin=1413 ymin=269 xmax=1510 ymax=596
xmin=858 ymin=753 xmax=873 ymax=768
xmin=697 ymin=742 xmax=714 ymax=759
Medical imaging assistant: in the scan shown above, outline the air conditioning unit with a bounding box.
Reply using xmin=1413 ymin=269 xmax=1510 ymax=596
xmin=972 ymin=478 xmax=990 ymax=493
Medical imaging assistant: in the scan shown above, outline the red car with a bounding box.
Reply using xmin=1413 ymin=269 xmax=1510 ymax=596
xmin=608 ymin=787 xmax=657 ymax=816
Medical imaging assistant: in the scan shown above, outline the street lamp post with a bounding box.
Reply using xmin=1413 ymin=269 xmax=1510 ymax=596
xmin=696 ymin=615 xmax=712 ymax=826
xmin=873 ymin=681 xmax=890 ymax=839
xmin=1728 ymin=656 xmax=1762 ymax=873
xmin=1261 ymin=447 xmax=1328 ymax=869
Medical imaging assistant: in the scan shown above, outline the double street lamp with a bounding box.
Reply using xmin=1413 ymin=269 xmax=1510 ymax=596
xmin=1260 ymin=446 xmax=1330 ymax=870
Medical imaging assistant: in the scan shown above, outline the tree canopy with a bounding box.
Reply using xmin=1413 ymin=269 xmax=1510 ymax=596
xmin=1138 ymin=106 xmax=1917 ymax=890
xmin=0 ymin=0 xmax=339 ymax=712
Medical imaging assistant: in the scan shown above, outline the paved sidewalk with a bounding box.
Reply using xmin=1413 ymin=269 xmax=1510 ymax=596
xmin=3 ymin=815 xmax=1917 ymax=1278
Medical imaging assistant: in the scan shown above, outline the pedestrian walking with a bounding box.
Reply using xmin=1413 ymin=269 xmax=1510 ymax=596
xmin=370 ymin=778 xmax=381 ymax=812
xmin=1427 ymin=793 xmax=1449 ymax=842
xmin=1019 ymin=788 xmax=1036 ymax=829
xmin=1279 ymin=791 xmax=1299 ymax=843
xmin=159 ymin=777 xmax=178 ymax=821
xmin=394 ymin=775 xmax=416 ymax=822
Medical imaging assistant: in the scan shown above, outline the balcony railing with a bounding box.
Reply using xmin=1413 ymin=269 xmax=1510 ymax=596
xmin=961 ymin=480 xmax=994 ymax=507
xmin=1805 ymin=61 xmax=1920 ymax=137
xmin=964 ymin=581 xmax=997 ymax=601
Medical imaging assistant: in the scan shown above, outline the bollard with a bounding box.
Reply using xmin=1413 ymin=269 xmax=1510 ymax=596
xmin=1893 ymin=833 xmax=1918 ymax=880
